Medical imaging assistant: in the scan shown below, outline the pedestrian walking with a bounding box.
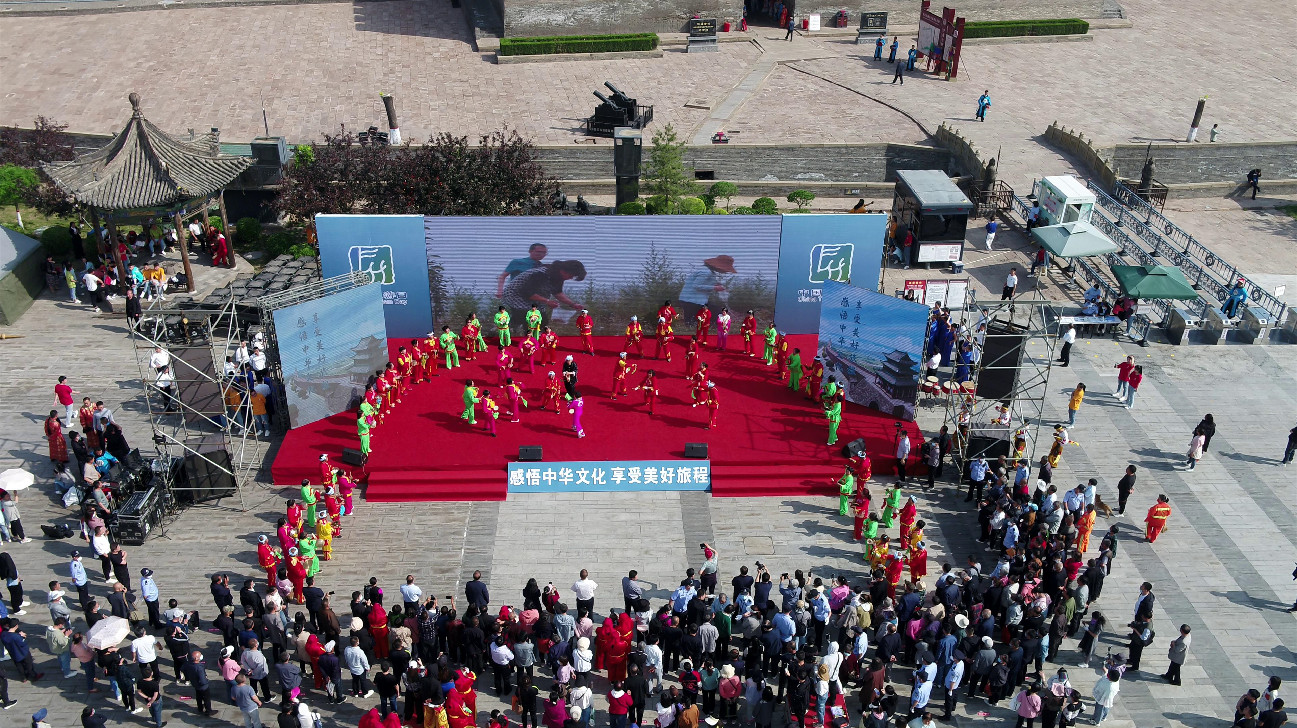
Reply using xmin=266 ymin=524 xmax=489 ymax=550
xmin=1195 ymin=414 xmax=1215 ymax=451
xmin=785 ymin=16 xmax=795 ymax=40
xmin=892 ymin=58 xmax=905 ymax=84
xmin=1247 ymin=169 xmax=1261 ymax=200
xmin=984 ymin=216 xmax=998 ymax=251
xmin=1283 ymin=425 xmax=1297 ymax=466
xmin=1057 ymin=325 xmax=1076 ymax=367
xmin=1144 ymin=496 xmax=1171 ymax=542
xmin=1161 ymin=625 xmax=1191 ymax=686
xmin=1124 ymin=365 xmax=1143 ymax=408
xmin=1066 ymin=383 xmax=1085 ymax=427
xmin=1116 ymin=465 xmax=1137 ymax=515
xmin=976 ymin=91 xmax=991 ymax=121
xmin=1185 ymin=429 xmax=1206 ymax=470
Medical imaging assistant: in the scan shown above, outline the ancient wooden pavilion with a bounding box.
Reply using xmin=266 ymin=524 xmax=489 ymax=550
xmin=42 ymin=93 xmax=251 ymax=291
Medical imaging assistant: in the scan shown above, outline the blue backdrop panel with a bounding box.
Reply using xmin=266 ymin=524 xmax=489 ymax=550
xmin=774 ymin=214 xmax=888 ymax=335
xmin=316 ymin=214 xmax=432 ymax=338
xmin=272 ymin=283 xmax=388 ymax=429
xmin=817 ymin=280 xmax=928 ymax=421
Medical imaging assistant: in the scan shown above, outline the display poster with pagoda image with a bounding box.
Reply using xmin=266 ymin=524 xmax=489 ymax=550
xmin=816 ymin=280 xmax=930 ymax=421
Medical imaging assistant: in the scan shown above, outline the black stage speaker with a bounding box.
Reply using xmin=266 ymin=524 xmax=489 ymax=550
xmin=840 ymin=438 xmax=868 ymax=459
xmin=518 ymin=446 xmax=543 ymax=462
xmin=175 ymin=450 xmax=236 ymax=504
xmin=340 ymin=448 xmax=368 ymax=467
xmin=684 ymin=442 xmax=708 ymax=459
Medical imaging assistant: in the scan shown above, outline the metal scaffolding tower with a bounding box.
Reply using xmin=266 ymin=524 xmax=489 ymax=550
xmin=941 ymin=291 xmax=1062 ymax=477
xmin=129 ymin=295 xmax=268 ymax=511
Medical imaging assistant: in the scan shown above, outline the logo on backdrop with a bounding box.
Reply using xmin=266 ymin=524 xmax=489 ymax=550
xmin=809 ymin=243 xmax=854 ymax=284
xmin=348 ymin=245 xmax=396 ymax=285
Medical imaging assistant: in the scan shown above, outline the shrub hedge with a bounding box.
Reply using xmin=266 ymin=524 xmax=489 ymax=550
xmin=617 ymin=201 xmax=647 ymax=215
xmin=961 ymin=19 xmax=1089 ymax=39
xmin=500 ymin=33 xmax=660 ymax=56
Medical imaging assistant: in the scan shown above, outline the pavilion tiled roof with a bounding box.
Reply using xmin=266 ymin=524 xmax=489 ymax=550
xmin=42 ymin=93 xmax=251 ymax=210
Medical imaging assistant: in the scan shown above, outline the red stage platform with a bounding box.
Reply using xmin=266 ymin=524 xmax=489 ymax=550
xmin=271 ymin=335 xmax=924 ymax=501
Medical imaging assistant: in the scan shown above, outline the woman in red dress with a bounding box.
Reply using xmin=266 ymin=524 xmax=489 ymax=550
xmin=604 ymin=630 xmax=629 ymax=683
xmin=595 ymin=617 xmax=617 ymax=671
xmin=369 ymin=601 xmax=391 ymax=659
xmin=45 ymin=410 xmax=69 ymax=467
xmin=304 ymin=633 xmax=327 ymax=688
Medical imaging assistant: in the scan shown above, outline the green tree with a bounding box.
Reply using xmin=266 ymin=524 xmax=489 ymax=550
xmin=643 ymin=123 xmax=698 ymax=216
xmin=0 ymin=164 xmax=39 ymax=229
xmin=677 ymin=197 xmax=706 ymax=215
xmin=751 ymin=197 xmax=779 ymax=215
xmin=787 ymin=189 xmax=816 ymax=209
xmin=708 ymin=181 xmax=738 ymax=211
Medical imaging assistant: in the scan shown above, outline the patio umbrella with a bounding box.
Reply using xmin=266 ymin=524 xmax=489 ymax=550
xmin=0 ymin=469 xmax=34 ymax=491
xmin=86 ymin=616 xmax=132 ymax=650
xmin=1111 ymin=265 xmax=1199 ymax=300
xmin=1030 ymin=221 xmax=1120 ymax=258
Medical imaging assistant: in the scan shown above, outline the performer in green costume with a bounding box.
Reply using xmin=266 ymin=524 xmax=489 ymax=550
xmin=461 ymin=382 xmax=481 ymax=424
xmin=494 ymin=306 xmax=512 ymax=347
xmin=763 ymin=325 xmax=778 ymax=365
xmin=836 ymin=466 xmax=855 ymax=516
xmin=438 ymin=326 xmax=460 ymax=369
xmin=788 ymin=349 xmax=803 ymax=391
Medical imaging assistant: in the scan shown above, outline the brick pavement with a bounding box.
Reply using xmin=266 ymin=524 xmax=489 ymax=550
xmin=3 ymin=0 xmax=1295 ymax=191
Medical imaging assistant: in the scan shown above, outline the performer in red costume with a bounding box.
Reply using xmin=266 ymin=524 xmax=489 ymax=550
xmin=692 ymin=381 xmax=719 ymax=429
xmin=805 ymin=358 xmax=825 ymax=402
xmin=740 ymin=310 xmax=758 ymax=357
xmin=654 ymin=317 xmax=674 ymax=362
xmin=539 ymin=372 xmax=563 ymax=413
xmin=852 ymin=486 xmax=872 ymax=541
xmin=481 ymin=390 xmax=500 ymax=437
xmin=461 ymin=317 xmax=480 ymax=361
xmin=694 ymin=307 xmax=712 ymax=347
xmin=286 ymin=547 xmax=306 ymax=603
xmin=775 ymin=333 xmax=791 ymax=382
xmin=539 ymin=327 xmax=559 ymax=365
xmin=257 ymin=535 xmax=279 ymax=586
xmin=624 ymin=316 xmax=645 ymax=357
xmin=690 ymin=363 xmax=709 ymax=402
xmin=899 ymin=495 xmax=918 ymax=547
xmin=658 ymin=300 xmax=678 ymax=327
xmin=575 ymin=309 xmax=595 ymax=355
xmin=611 ymin=353 xmax=637 ymax=399
xmin=595 ymin=617 xmax=618 ymax=671
xmin=519 ymin=334 xmax=538 ymax=374
xmin=634 ymin=370 xmax=659 ymax=415
xmin=885 ymin=550 xmax=905 ymax=600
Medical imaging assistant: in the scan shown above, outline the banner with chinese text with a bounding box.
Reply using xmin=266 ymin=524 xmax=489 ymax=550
xmin=507 ymin=460 xmax=712 ymax=493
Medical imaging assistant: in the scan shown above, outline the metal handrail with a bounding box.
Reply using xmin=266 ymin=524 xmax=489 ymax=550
xmin=1104 ymin=180 xmax=1285 ymax=319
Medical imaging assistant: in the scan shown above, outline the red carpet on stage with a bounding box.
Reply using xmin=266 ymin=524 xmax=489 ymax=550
xmin=271 ymin=335 xmax=925 ymax=501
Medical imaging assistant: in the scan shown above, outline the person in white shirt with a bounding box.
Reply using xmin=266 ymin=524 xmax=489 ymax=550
xmin=250 ymin=348 xmax=267 ymax=372
xmin=149 ymin=346 xmax=171 ymax=372
xmin=82 ymin=271 xmax=104 ymax=307
xmin=1001 ymin=268 xmax=1019 ymax=301
xmin=131 ymin=627 xmax=160 ymax=679
xmin=1058 ymin=324 xmax=1076 ymax=367
xmin=155 ymin=367 xmax=178 ymax=412
xmin=189 ymin=221 xmax=205 ymax=250
xmin=399 ymin=576 xmax=422 ymax=611
xmin=571 ymin=569 xmax=598 ymax=619
xmin=223 ymin=356 xmax=238 ymax=377
xmin=234 ymin=342 xmax=251 ymax=368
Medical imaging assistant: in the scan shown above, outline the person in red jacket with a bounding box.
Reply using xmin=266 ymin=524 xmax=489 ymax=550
xmin=624 ymin=316 xmax=644 ymax=357
xmin=608 ymin=683 xmax=634 ymax=728
xmin=740 ymin=310 xmax=758 ymax=357
xmin=634 ymin=370 xmax=659 ymax=415
xmin=575 ymin=310 xmax=595 ymax=355
xmin=694 ymin=307 xmax=712 ymax=347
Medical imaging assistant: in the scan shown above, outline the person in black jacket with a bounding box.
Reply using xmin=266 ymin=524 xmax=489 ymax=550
xmin=181 ymin=649 xmax=216 ymax=716
xmin=1196 ymin=414 xmax=1216 ymax=452
xmin=623 ymin=665 xmax=648 ymax=727
xmin=317 ymin=641 xmax=345 ymax=704
xmin=303 ymin=578 xmax=326 ymax=632
xmin=242 ymin=579 xmax=265 ymax=620
xmin=210 ymin=575 xmax=233 ymax=612
xmin=213 ymin=606 xmax=241 ymax=658
xmin=124 ymin=290 xmax=142 ymax=329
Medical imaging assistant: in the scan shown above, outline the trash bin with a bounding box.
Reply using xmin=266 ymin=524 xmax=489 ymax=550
xmin=950 ymin=261 xmax=965 ymax=274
